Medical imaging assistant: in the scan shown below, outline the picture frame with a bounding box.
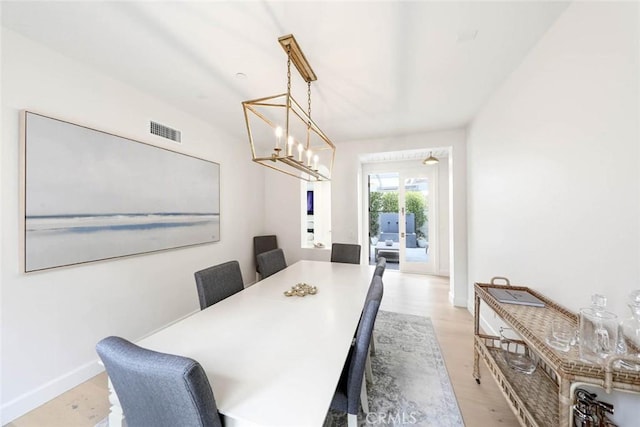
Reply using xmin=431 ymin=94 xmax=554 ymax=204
xmin=21 ymin=111 xmax=220 ymax=272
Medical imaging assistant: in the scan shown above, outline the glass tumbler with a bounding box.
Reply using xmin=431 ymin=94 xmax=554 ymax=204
xmin=547 ymin=318 xmax=574 ymax=352
xmin=500 ymin=327 xmax=538 ymax=374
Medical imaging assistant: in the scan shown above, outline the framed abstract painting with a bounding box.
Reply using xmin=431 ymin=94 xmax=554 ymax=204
xmin=22 ymin=111 xmax=220 ymax=272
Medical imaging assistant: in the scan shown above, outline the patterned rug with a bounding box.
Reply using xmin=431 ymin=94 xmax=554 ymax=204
xmin=324 ymin=310 xmax=464 ymax=427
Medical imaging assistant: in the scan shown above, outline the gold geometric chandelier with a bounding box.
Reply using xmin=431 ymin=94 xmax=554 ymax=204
xmin=242 ymin=34 xmax=335 ymax=181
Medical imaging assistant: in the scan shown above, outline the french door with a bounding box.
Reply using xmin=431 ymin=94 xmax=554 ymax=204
xmin=364 ymin=162 xmax=437 ymax=275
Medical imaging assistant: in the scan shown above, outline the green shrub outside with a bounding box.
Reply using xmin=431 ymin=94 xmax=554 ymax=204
xmin=369 ymin=191 xmax=428 ymax=238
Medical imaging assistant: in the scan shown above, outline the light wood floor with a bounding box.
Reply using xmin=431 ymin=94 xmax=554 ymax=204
xmin=6 ymin=272 xmax=519 ymax=427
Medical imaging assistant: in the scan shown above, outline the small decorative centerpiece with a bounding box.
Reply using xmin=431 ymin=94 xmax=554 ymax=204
xmin=284 ymin=283 xmax=318 ymax=297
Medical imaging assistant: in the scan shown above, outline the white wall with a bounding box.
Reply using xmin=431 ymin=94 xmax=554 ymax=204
xmin=437 ymin=154 xmax=450 ymax=276
xmin=0 ymin=7 xmax=5 ymax=415
xmin=467 ymin=3 xmax=639 ymax=419
xmin=468 ymin=1 xmax=638 ymax=316
xmin=264 ymin=129 xmax=468 ymax=306
xmin=0 ymin=29 xmax=266 ymax=423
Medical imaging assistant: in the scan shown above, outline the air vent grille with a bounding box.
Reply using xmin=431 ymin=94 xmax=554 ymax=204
xmin=150 ymin=121 xmax=181 ymax=143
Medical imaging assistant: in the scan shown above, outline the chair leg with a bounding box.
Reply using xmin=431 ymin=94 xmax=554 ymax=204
xmin=370 ymin=332 xmax=376 ymax=355
xmin=348 ymin=413 xmax=358 ymax=427
xmin=365 ymin=352 xmax=373 ymax=383
xmin=360 ymin=376 xmax=370 ymax=414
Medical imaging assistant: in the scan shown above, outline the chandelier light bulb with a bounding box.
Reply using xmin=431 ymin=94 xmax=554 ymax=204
xmin=287 ymin=136 xmax=294 ymax=156
xmin=297 ymin=143 xmax=304 ymax=162
xmin=275 ymin=126 xmax=283 ymax=150
xmin=306 ymin=149 xmax=313 ymax=166
xmin=313 ymin=154 xmax=319 ymax=170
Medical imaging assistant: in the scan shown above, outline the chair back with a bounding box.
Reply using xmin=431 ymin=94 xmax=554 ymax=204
xmin=194 ymin=260 xmax=244 ymax=310
xmin=96 ymin=336 xmax=222 ymax=427
xmin=346 ymin=277 xmax=383 ymax=414
xmin=374 ymin=256 xmax=386 ymax=278
xmin=365 ymin=275 xmax=384 ymax=307
xmin=253 ymin=235 xmax=278 ymax=273
xmin=330 ymin=243 xmax=361 ymax=264
xmin=256 ymin=248 xmax=287 ymax=279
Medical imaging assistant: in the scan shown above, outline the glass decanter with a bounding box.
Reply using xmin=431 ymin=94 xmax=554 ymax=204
xmin=579 ymin=294 xmax=618 ymax=363
xmin=619 ymin=289 xmax=640 ymax=370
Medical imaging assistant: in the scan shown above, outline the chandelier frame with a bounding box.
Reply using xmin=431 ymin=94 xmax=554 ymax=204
xmin=242 ymin=34 xmax=336 ymax=182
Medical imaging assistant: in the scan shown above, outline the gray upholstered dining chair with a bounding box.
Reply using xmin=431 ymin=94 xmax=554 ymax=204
xmin=373 ymin=256 xmax=386 ymax=278
xmin=256 ymin=248 xmax=287 ymax=279
xmin=253 ymin=235 xmax=278 ymax=274
xmin=96 ymin=336 xmax=222 ymax=427
xmin=364 ymin=276 xmax=384 ymax=315
xmin=330 ymin=243 xmax=361 ymax=264
xmin=330 ymin=276 xmax=383 ymax=427
xmin=363 ymin=275 xmax=384 ymax=373
xmin=194 ymin=260 xmax=244 ymax=310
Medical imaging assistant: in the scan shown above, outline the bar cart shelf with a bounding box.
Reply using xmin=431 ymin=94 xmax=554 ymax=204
xmin=473 ymin=279 xmax=640 ymax=426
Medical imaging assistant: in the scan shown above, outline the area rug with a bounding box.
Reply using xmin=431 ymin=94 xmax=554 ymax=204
xmin=323 ymin=310 xmax=464 ymax=426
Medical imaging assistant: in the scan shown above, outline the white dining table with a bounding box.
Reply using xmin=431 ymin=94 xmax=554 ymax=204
xmin=107 ymin=260 xmax=373 ymax=427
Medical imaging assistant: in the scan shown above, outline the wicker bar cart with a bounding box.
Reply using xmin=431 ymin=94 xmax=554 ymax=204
xmin=473 ymin=278 xmax=640 ymax=426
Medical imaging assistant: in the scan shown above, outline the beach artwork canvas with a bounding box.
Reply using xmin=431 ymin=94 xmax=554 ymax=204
xmin=23 ymin=111 xmax=220 ymax=272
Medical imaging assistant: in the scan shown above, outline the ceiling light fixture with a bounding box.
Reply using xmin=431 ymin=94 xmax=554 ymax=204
xmin=423 ymin=152 xmax=439 ymax=165
xmin=242 ymin=34 xmax=335 ymax=181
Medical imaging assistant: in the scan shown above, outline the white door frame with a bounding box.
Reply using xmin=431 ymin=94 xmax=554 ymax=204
xmin=361 ymin=161 xmax=438 ymax=275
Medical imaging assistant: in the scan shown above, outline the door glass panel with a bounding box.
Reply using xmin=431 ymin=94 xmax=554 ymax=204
xmin=368 ymin=173 xmax=400 ymax=270
xmin=402 ymin=175 xmax=433 ymax=273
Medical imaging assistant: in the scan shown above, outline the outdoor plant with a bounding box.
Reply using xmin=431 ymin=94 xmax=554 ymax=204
xmin=381 ymin=191 xmax=399 ymax=212
xmin=369 ymin=191 xmax=383 ymax=239
xmin=405 ymin=191 xmax=427 ymax=235
xmin=369 ymin=190 xmax=428 ymax=238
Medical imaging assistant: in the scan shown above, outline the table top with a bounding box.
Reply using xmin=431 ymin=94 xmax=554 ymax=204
xmin=137 ymin=260 xmax=372 ymax=427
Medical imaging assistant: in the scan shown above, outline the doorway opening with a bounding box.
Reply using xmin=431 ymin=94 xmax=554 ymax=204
xmin=365 ymin=164 xmax=437 ymax=274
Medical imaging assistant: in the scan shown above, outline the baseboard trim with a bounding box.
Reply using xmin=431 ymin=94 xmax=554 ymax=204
xmin=1 ymin=360 xmax=104 ymax=424
xmin=1 ymin=309 xmax=199 ymax=424
xmin=449 ymin=290 xmax=467 ymax=308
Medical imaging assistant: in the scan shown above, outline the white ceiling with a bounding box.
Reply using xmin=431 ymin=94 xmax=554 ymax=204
xmin=2 ymin=1 xmax=569 ymax=146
